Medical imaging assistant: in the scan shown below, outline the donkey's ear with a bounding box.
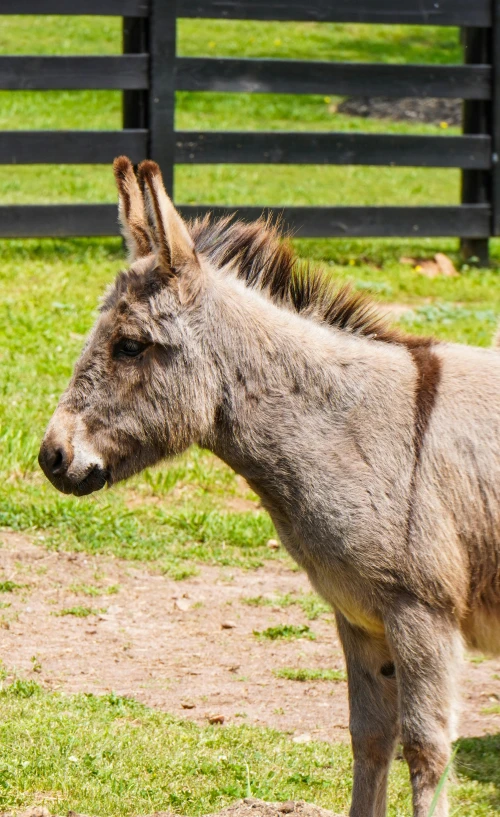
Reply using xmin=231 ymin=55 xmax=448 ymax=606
xmin=113 ymin=156 xmax=154 ymax=261
xmin=137 ymin=160 xmax=196 ymax=271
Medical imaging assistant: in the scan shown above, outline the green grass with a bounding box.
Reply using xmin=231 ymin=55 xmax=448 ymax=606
xmin=0 ymin=16 xmax=462 ymax=62
xmin=0 ymin=581 xmax=23 ymax=593
xmin=69 ymin=583 xmax=120 ymax=597
xmin=273 ymin=668 xmax=346 ymax=682
xmin=243 ymin=593 xmax=330 ymax=620
xmin=253 ymin=625 xmax=315 ymax=641
xmin=0 ymin=15 xmax=463 ymax=211
xmin=0 ymin=681 xmax=390 ymax=816
xmin=481 ymin=704 xmax=500 ymax=716
xmin=0 ymin=681 xmax=498 ymax=817
xmin=55 ymin=606 xmax=104 ymax=618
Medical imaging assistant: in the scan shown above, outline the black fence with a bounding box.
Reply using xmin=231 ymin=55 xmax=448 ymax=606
xmin=0 ymin=0 xmax=499 ymax=263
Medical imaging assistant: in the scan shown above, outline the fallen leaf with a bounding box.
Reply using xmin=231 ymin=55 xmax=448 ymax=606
xmin=401 ymin=253 xmax=458 ymax=278
xmin=435 ymin=252 xmax=458 ymax=277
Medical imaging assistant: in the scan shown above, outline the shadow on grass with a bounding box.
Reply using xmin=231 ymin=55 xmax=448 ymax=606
xmin=456 ymin=733 xmax=500 ymax=810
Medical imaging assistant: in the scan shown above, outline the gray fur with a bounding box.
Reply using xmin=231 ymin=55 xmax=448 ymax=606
xmin=39 ymin=158 xmax=500 ymax=817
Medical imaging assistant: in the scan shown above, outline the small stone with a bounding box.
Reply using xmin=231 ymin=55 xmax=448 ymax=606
xmin=208 ymin=713 xmax=225 ymax=724
xmin=181 ymin=701 xmax=196 ymax=709
xmin=267 ymin=538 xmax=280 ymax=550
xmin=292 ymin=733 xmax=311 ymax=744
xmin=279 ymin=802 xmax=296 ymax=813
xmin=175 ymin=598 xmax=191 ymax=612
xmin=227 ymin=664 xmax=240 ymax=672
xmin=221 ymin=621 xmax=236 ymax=629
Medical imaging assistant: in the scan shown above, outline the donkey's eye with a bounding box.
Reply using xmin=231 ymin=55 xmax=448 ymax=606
xmin=113 ymin=338 xmax=148 ymax=359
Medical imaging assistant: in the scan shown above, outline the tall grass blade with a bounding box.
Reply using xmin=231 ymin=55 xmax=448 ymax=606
xmin=428 ymin=746 xmax=458 ymax=817
xmin=245 ymin=761 xmax=252 ymax=798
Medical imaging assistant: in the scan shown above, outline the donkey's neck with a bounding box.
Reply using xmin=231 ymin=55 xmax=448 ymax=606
xmin=203 ymin=275 xmax=406 ymax=517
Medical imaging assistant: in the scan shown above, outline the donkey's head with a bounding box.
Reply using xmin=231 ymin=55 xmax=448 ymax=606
xmin=39 ymin=157 xmax=219 ymax=495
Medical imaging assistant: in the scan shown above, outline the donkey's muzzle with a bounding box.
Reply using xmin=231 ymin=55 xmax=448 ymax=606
xmin=38 ymin=440 xmax=109 ymax=496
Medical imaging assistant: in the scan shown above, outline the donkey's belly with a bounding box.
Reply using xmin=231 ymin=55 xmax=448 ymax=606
xmin=462 ymin=605 xmax=500 ymax=655
xmin=308 ymin=563 xmax=386 ymax=636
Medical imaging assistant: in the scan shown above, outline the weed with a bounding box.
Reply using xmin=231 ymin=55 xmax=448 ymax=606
xmin=70 ymin=583 xmax=120 ymax=597
xmin=273 ymin=668 xmax=346 ymax=682
xmin=55 ymin=607 xmax=104 ymax=618
xmin=481 ymin=704 xmax=500 ymax=715
xmin=30 ymin=655 xmax=42 ymax=674
xmin=254 ymin=625 xmax=315 ymax=641
xmin=469 ymin=654 xmax=487 ymax=665
xmin=0 ymin=581 xmax=23 ymax=593
xmin=243 ymin=593 xmax=330 ymax=620
xmin=427 ymin=747 xmax=458 ymax=817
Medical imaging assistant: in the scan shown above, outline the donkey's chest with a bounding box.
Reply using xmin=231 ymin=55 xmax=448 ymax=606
xmin=307 ymin=557 xmax=386 ymax=635
xmin=268 ymin=509 xmax=386 ymax=636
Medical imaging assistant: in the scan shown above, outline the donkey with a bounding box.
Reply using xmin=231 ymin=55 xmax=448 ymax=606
xmin=39 ymin=156 xmax=500 ymax=817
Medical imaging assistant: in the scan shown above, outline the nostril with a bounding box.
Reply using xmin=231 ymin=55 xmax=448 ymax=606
xmin=50 ymin=446 xmax=68 ymax=476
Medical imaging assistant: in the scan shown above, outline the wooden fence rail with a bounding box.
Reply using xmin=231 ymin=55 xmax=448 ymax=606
xmin=1 ymin=0 xmax=499 ymax=263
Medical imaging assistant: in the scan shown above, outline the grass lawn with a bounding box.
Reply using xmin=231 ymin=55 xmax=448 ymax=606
xmin=1 ymin=680 xmax=499 ymax=817
xmin=0 ymin=13 xmax=499 ymax=817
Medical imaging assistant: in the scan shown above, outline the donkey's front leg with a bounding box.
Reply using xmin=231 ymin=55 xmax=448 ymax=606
xmin=336 ymin=613 xmax=399 ymax=817
xmin=385 ymin=602 xmax=461 ymax=817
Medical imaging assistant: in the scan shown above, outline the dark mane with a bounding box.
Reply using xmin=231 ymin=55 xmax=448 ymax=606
xmin=189 ymin=213 xmax=431 ymax=348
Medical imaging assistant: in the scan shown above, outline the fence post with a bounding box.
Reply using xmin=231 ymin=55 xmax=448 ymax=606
xmin=148 ymin=0 xmax=177 ymax=198
xmin=492 ymin=1 xmax=500 ymax=240
xmin=460 ymin=27 xmax=491 ymax=265
xmin=123 ymin=16 xmax=148 ymax=133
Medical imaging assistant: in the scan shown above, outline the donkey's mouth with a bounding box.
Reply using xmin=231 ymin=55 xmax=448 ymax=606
xmin=72 ymin=465 xmax=110 ymax=497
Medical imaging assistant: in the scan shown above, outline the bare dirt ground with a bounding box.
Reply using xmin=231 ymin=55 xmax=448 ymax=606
xmin=336 ymin=96 xmax=461 ymax=125
xmin=1 ymin=530 xmax=499 ymax=744
xmin=1 ymin=797 xmax=344 ymax=817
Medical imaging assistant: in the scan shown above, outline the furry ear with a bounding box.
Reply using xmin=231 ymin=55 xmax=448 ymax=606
xmin=113 ymin=156 xmax=154 ymax=261
xmin=137 ymin=160 xmax=196 ymax=271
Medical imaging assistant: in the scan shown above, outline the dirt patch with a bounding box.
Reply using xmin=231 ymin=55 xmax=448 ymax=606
xmin=1 ymin=798 xmax=345 ymax=817
xmin=336 ymin=96 xmax=462 ymax=125
xmin=381 ymin=302 xmax=415 ymax=320
xmin=204 ymin=800 xmax=343 ymax=817
xmin=0 ymin=531 xmax=499 ymax=743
